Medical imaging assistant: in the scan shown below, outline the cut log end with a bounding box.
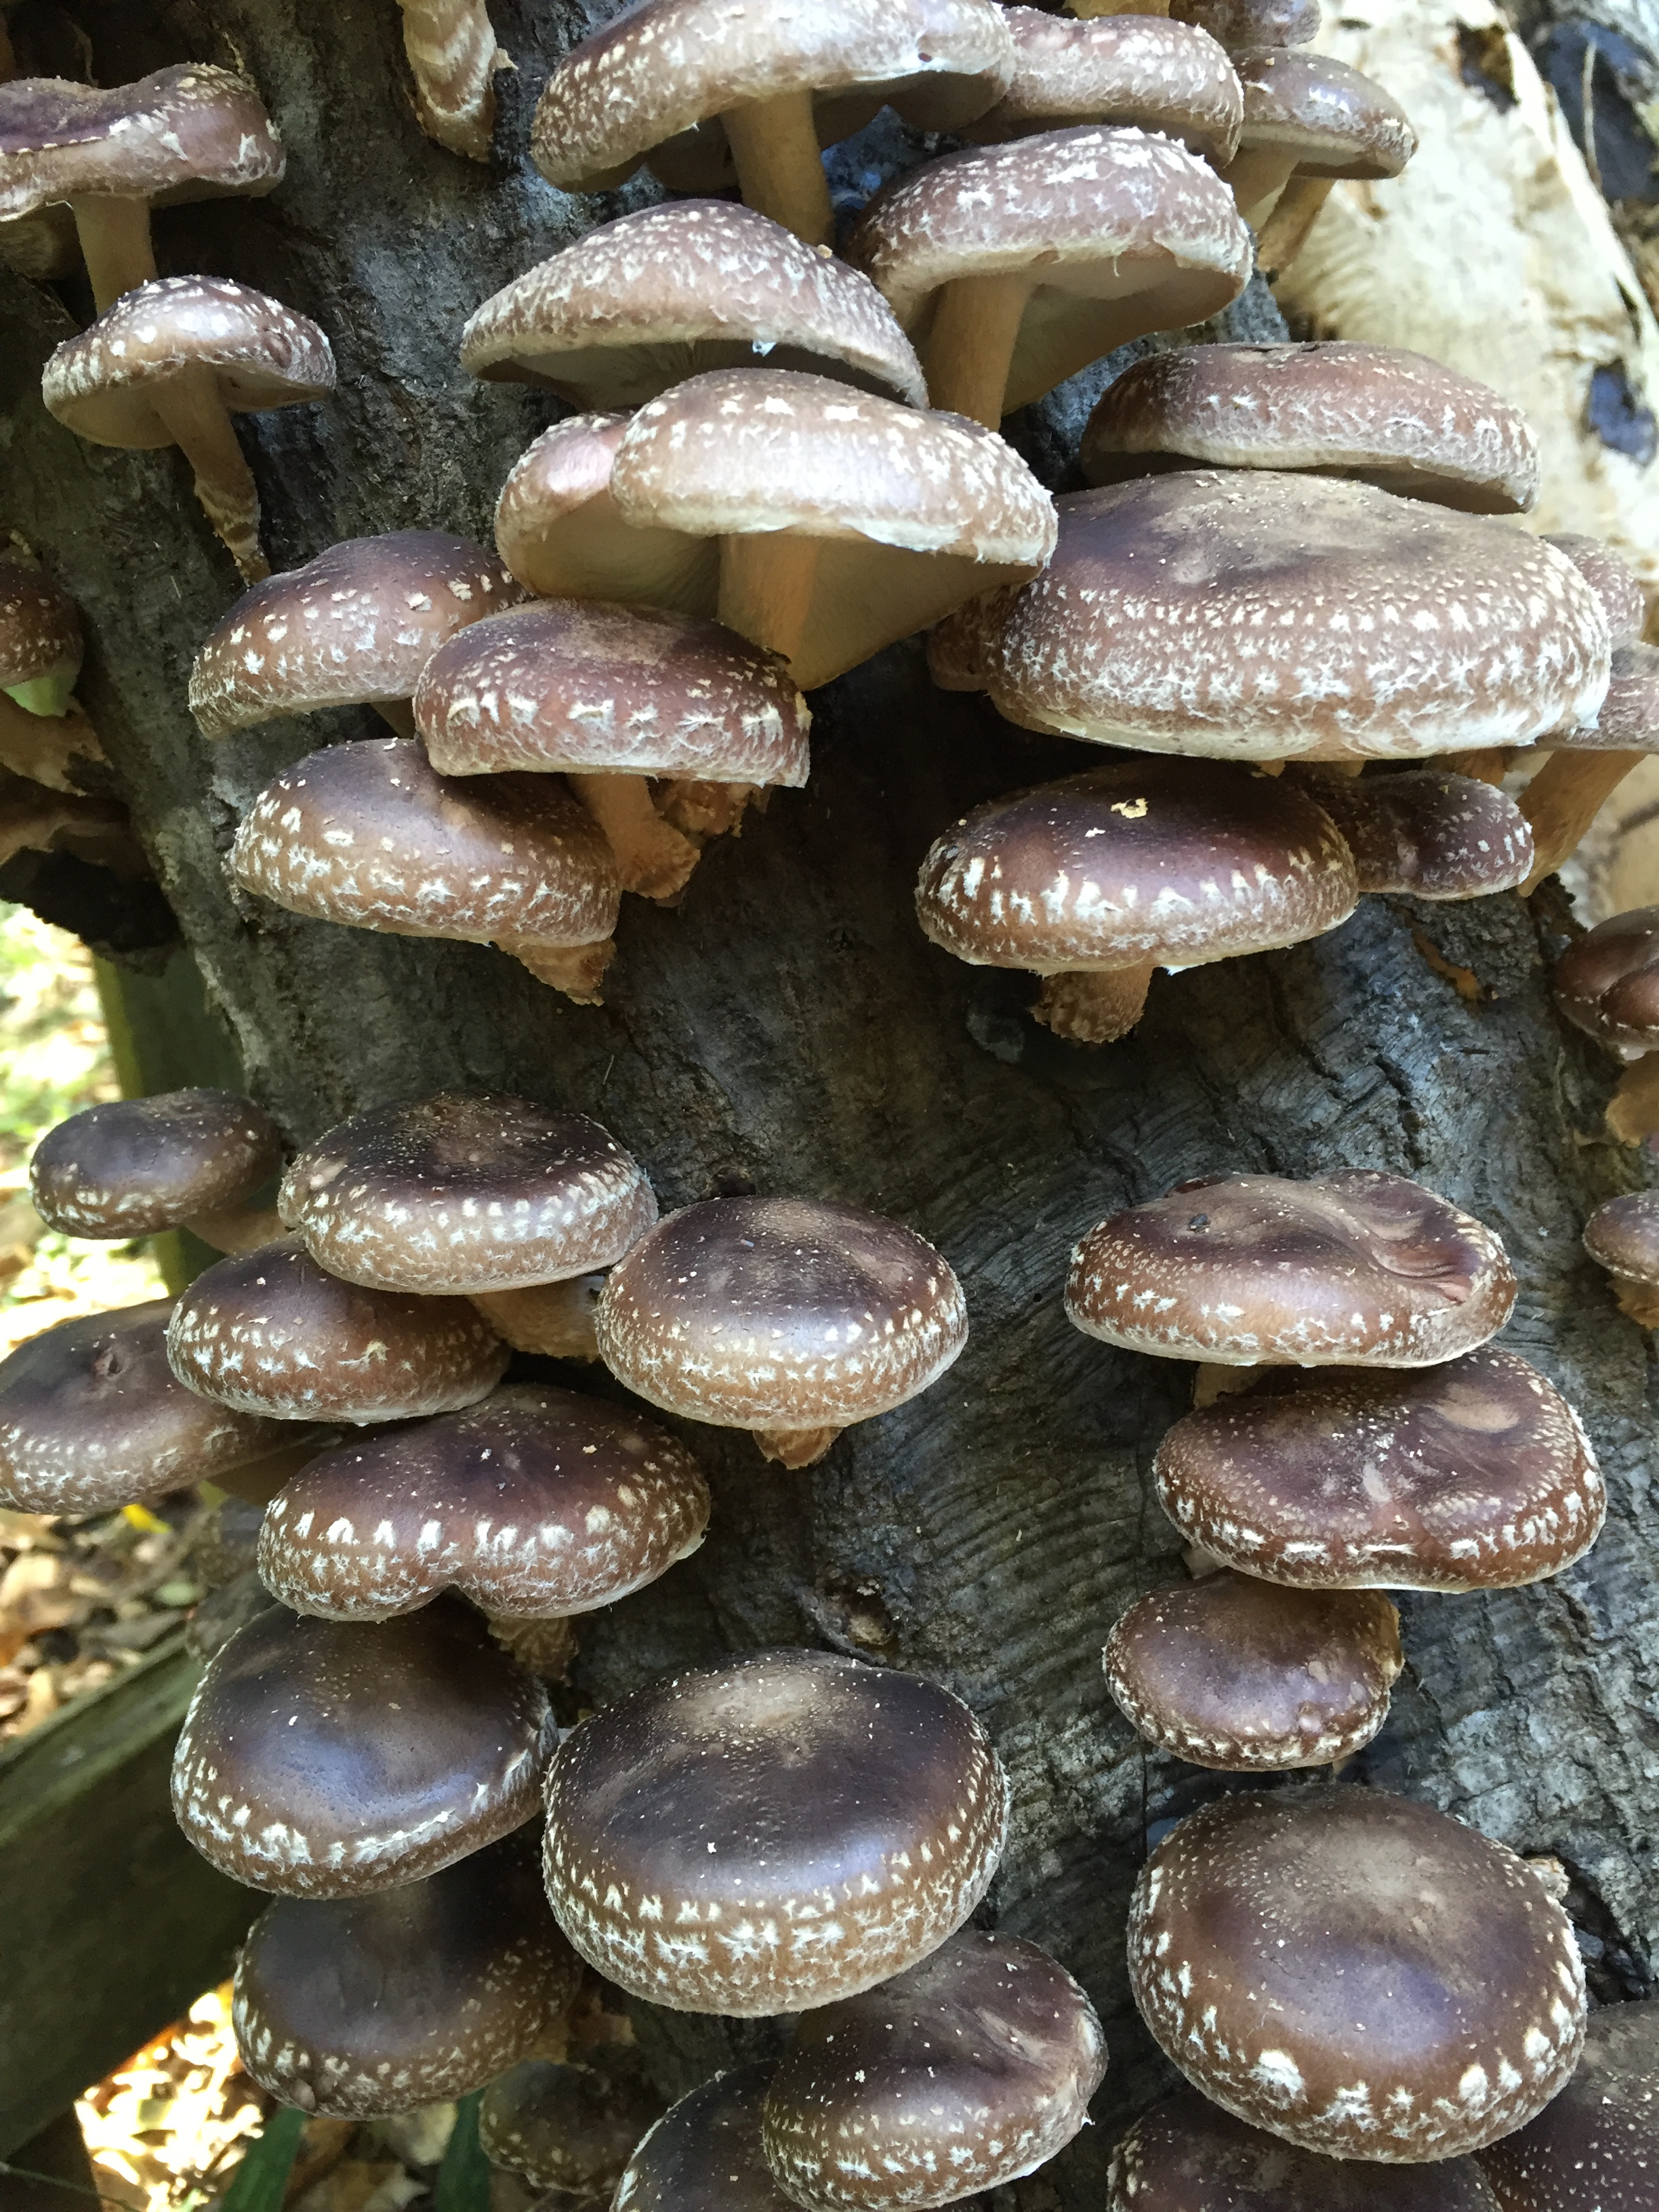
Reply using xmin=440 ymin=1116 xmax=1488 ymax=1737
xmin=754 ymin=1423 xmax=844 ymax=1468
xmin=1033 ymin=961 xmax=1156 ymax=1044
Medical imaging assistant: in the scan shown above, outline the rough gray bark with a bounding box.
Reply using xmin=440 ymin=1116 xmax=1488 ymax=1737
xmin=3 ymin=0 xmax=1658 ymax=2194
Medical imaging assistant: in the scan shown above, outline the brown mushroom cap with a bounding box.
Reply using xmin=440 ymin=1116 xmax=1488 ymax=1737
xmin=0 ymin=64 xmax=283 ymax=218
xmin=542 ymin=1647 xmax=1008 ymax=2013
xmin=1584 ymin=1191 xmax=1659 ymax=1288
xmin=258 ymin=1382 xmax=710 ymax=1621
xmin=0 ymin=1297 xmax=299 ymax=1514
xmin=171 ymin=1595 xmax=549 ymax=1896
xmin=165 ymin=1236 xmax=509 ymax=1423
xmin=1128 ymin=1788 xmax=1587 ymax=2160
xmin=1154 ymin=1348 xmax=1603 ymax=1591
xmin=762 ymin=1926 xmax=1107 ymax=2209
xmin=594 ymin=1196 xmax=968 ymax=1434
xmin=1066 ymin=1170 xmax=1517 ymax=1368
xmin=1283 ymin=768 xmax=1534 ymax=899
xmin=971 ymin=13 xmax=1244 ymax=165
xmin=960 ymin=474 xmax=1610 ymax=762
xmin=1230 ymin=47 xmax=1415 ymax=180
xmin=1477 ymin=1996 xmax=1659 ymax=2211
xmin=1539 ymin=643 xmax=1659 ymax=752
xmin=1104 ymin=1572 xmax=1403 ymax=1768
xmin=232 ymin=1824 xmax=581 ymax=2117
xmin=463 ymin=201 xmax=926 ymax=410
xmin=0 ymin=554 xmax=81 ymax=706
xmin=1543 ymin=534 xmax=1647 ymax=649
xmin=1080 ymin=344 xmax=1539 ymax=515
xmin=413 ymin=599 xmax=811 ymax=786
xmin=1169 ymin=0 xmax=1323 ymax=49
xmin=615 ymin=2065 xmax=795 ymax=2212
xmin=480 ymin=2054 xmax=668 ymax=2196
xmin=1554 ymin=906 xmax=1659 ymax=1057
xmin=29 ymin=1087 xmax=284 ymax=1240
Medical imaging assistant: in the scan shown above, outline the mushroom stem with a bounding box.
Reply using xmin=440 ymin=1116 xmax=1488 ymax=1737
xmin=69 ymin=194 xmax=157 ymax=313
xmin=717 ymin=533 xmax=821 ymax=670
xmin=0 ymin=693 xmax=104 ymax=792
xmin=721 ymin=90 xmax=834 ymax=247
xmin=1033 ymin=960 xmax=1157 ymax=1044
xmin=150 ymin=365 xmax=268 ymax=582
xmin=1607 ymin=1054 xmax=1659 ymax=1146
xmin=501 ymin=935 xmax=616 ymax=1005
xmin=212 ymin=1435 xmax=336 ymax=1509
xmin=1218 ymin=150 xmax=1299 ymax=228
xmin=567 ymin=773 xmax=702 ymax=903
xmin=1518 ymin=749 xmax=1646 ymax=892
xmin=1192 ymin=1364 xmax=1261 ymax=1410
xmin=754 ymin=1423 xmax=844 ymax=1468
xmin=1451 ymin=747 xmax=1512 ymax=785
xmin=487 ymin=1610 xmax=580 ymax=1681
xmin=922 ymin=273 xmax=1033 ymax=428
xmin=1608 ymin=1271 xmax=1659 ymax=1328
xmin=1253 ymin=176 xmax=1336 ymax=276
xmin=470 ymin=1274 xmax=606 ymax=1359
xmin=184 ymin=1204 xmax=287 ymax=1256
xmin=656 ymin=778 xmax=761 ymax=841
xmin=373 ymin=697 xmax=417 ymax=738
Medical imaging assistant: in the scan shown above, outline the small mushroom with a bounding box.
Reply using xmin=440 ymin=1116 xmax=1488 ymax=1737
xmin=395 ymin=0 xmax=507 ymax=161
xmin=1583 ymin=1192 xmax=1659 ymax=1328
xmin=543 ymin=1647 xmax=1008 ymax=2013
xmin=1543 ymin=533 xmax=1647 ymax=648
xmin=1127 ymin=1788 xmax=1586 ymax=2160
xmin=42 ymin=275 xmax=335 ymax=581
xmin=614 ymin=2065 xmax=794 ymax=2211
xmin=481 ymin=2053 xmax=668 ymax=2199
xmin=0 ymin=553 xmax=104 ymax=790
xmin=233 ymin=1824 xmax=580 ymax=2116
xmin=595 ymin=1195 xmax=968 ymax=1467
xmin=969 ymin=12 xmax=1244 ymax=165
xmin=762 ymin=1927 xmax=1107 ymax=2209
xmin=1166 ymin=0 xmax=1324 ymax=49
xmin=30 ymin=1086 xmax=285 ymax=1254
xmin=1282 ymin=767 xmax=1534 ymax=899
xmin=171 ymin=1595 xmax=548 ymax=1894
xmin=1553 ymin=907 xmax=1659 ymax=1144
xmin=1221 ymin=47 xmax=1414 ymax=242
xmin=1477 ymin=1995 xmax=1659 ymax=2210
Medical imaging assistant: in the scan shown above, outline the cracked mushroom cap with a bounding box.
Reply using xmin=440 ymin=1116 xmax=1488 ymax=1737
xmin=762 ymin=1927 xmax=1107 ymax=2210
xmin=0 ymin=555 xmax=81 ymax=705
xmin=594 ymin=1196 xmax=968 ymax=1436
xmin=480 ymin=2054 xmax=668 ymax=2196
xmin=542 ymin=1647 xmax=1008 ymax=2013
xmin=258 ymin=1382 xmax=710 ymax=1621
xmin=1283 ymin=768 xmax=1534 ymax=899
xmin=1066 ymin=1170 xmax=1517 ymax=1368
xmin=188 ymin=533 xmax=526 ymax=739
xmin=1554 ymin=906 xmax=1659 ymax=1057
xmin=1540 ymin=642 xmax=1659 ymax=752
xmin=960 ymin=474 xmax=1610 ymax=762
xmin=1584 ymin=1191 xmax=1659 ymax=1289
xmin=414 ymin=598 xmax=812 ymax=787
xmin=1169 ymin=0 xmax=1323 ymax=47
xmin=232 ymin=1824 xmax=581 ymax=2117
xmin=462 ymin=201 xmax=926 ymax=410
xmin=972 ymin=13 xmax=1243 ymax=164
xmin=278 ymin=1092 xmax=656 ymax=1296
xmin=1544 ymin=535 xmax=1647 ymax=648
xmin=916 ymin=758 xmax=1357 ymax=977
xmin=0 ymin=64 xmax=284 ymax=220
xmin=531 ymin=0 xmax=1015 ymax=194
xmin=30 ymin=1088 xmax=283 ymax=1242
xmin=1153 ymin=1348 xmax=1604 ymax=1591
xmin=1477 ymin=1995 xmax=1659 ymax=2210
xmin=615 ymin=2066 xmax=794 ymax=2212
xmin=165 ymin=1235 xmax=508 ymax=1423
xmin=1231 ymin=47 xmax=1415 ymax=179
xmin=1080 ymin=344 xmax=1539 ymax=515
xmin=0 ymin=1297 xmax=299 ymax=1515
xmin=171 ymin=1595 xmax=548 ymax=1896
xmin=1128 ymin=1787 xmax=1587 ymax=2161
xmin=847 ymin=128 xmax=1251 ymax=415
xmin=42 ymin=276 xmax=334 ymax=450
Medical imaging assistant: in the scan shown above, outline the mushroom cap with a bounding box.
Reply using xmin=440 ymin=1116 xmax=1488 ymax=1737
xmin=615 ymin=2065 xmax=794 ymax=2211
xmin=972 ymin=12 xmax=1244 ymax=165
xmin=1103 ymin=1573 xmax=1403 ymax=1768
xmin=1477 ymin=1995 xmax=1659 ymax=2211
xmin=278 ymin=1092 xmax=657 ymax=1295
xmin=1232 ymin=46 xmax=1416 ymax=178
xmin=230 ymin=737 xmax=621 ymax=954
xmin=1065 ymin=1170 xmax=1517 ymax=1368
xmin=1543 ymin=534 xmax=1647 ymax=649
xmin=0 ymin=1297 xmax=298 ymax=1515
xmin=0 ymin=556 xmax=81 ymax=697
xmin=542 ymin=1647 xmax=1008 ymax=2013
xmin=1127 ymin=1787 xmax=1587 ymax=2161
xmin=413 ymin=599 xmax=812 ymax=786
xmin=165 ymin=1235 xmax=509 ymax=1423
xmin=29 ymin=1086 xmax=284 ymax=1240
xmin=916 ymin=758 xmax=1358 ymax=977
xmin=232 ymin=1825 xmax=581 ymax=2117
xmin=188 ymin=533 xmax=527 ymax=739
xmin=42 ymin=276 xmax=335 ymax=450
xmin=0 ymin=64 xmax=284 ymax=220
xmin=1584 ymin=1191 xmax=1659 ymax=1288
xmin=1169 ymin=0 xmax=1323 ymax=49
xmin=1154 ymin=1348 xmax=1603 ymax=1591
xmin=1107 ymin=2087 xmax=1502 ymax=2208
xmin=258 ymin=1382 xmax=710 ymax=1621
xmin=480 ymin=2055 xmax=668 ymax=2195
xmin=171 ymin=1595 xmax=549 ymax=1896
xmin=1540 ymin=642 xmax=1659 ymax=752
xmin=530 ymin=0 xmax=1015 ymax=194
xmin=761 ymin=1927 xmax=1107 ymax=2209
xmin=462 ymin=201 xmax=927 ymax=411
xmin=967 ymin=474 xmax=1610 ymax=762
xmin=1079 ymin=344 xmax=1539 ymax=515
xmin=846 ymin=128 xmax=1251 ymax=414
xmin=594 ymin=1196 xmax=968 ymax=1433
xmin=1554 ymin=906 xmax=1659 ymax=1056
xmin=1282 ymin=768 xmax=1534 ymax=899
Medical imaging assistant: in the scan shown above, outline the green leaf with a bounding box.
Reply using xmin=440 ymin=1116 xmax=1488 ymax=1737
xmin=219 ymin=2106 xmax=306 ymax=2212
xmin=434 ymin=2092 xmax=491 ymax=2212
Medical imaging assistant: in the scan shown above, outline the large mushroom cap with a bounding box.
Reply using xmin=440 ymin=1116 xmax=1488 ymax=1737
xmin=482 ymin=2053 xmax=667 ymax=2197
xmin=1544 ymin=534 xmax=1647 ymax=649
xmin=1284 ymin=767 xmax=1534 ymax=899
xmin=279 ymin=1092 xmax=657 ymax=1295
xmin=615 ymin=2065 xmax=794 ymax=2211
xmin=762 ymin=1926 xmax=1107 ymax=2209
xmin=966 ymin=474 xmax=1609 ymax=762
xmin=258 ymin=1382 xmax=710 ymax=1621
xmin=1066 ymin=1169 xmax=1517 ymax=1367
xmin=0 ymin=555 xmax=81 ymax=700
xmin=462 ymin=201 xmax=926 ymax=409
xmin=542 ymin=1647 xmax=1008 ymax=2013
xmin=165 ymin=1236 xmax=509 ymax=1423
xmin=1584 ymin=1191 xmax=1659 ymax=1289
xmin=1154 ymin=1348 xmax=1603 ymax=1591
xmin=0 ymin=64 xmax=284 ymax=219
xmin=972 ymin=12 xmax=1244 ymax=165
xmin=188 ymin=533 xmax=526 ymax=739
xmin=1555 ymin=906 xmax=1659 ymax=1057
xmin=1477 ymin=1995 xmax=1659 ymax=2209
xmin=1229 ymin=45 xmax=1416 ymax=180
xmin=232 ymin=1825 xmax=581 ymax=2117
xmin=1080 ymin=343 xmax=1540 ymax=514
xmin=171 ymin=1595 xmax=549 ymax=1896
xmin=1128 ymin=1788 xmax=1586 ymax=2161
xmin=29 ymin=1086 xmax=283 ymax=1240
xmin=1169 ymin=0 xmax=1323 ymax=49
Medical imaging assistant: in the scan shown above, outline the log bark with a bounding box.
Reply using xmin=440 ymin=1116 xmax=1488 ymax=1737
xmin=3 ymin=0 xmax=1658 ymax=2187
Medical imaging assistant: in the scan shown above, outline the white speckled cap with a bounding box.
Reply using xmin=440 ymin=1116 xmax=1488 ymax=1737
xmin=1554 ymin=905 xmax=1659 ymax=1056
xmin=1477 ymin=1998 xmax=1659 ymax=2211
xmin=1229 ymin=46 xmax=1415 ymax=180
xmin=1538 ymin=642 xmax=1659 ymax=752
xmin=480 ymin=2053 xmax=667 ymax=2199
xmin=1282 ymin=768 xmax=1534 ymax=899
xmin=1128 ymin=1788 xmax=1586 ymax=2160
xmin=30 ymin=1086 xmax=283 ymax=1240
xmin=1169 ymin=0 xmax=1322 ymax=49
xmin=0 ymin=555 xmax=81 ymax=700
xmin=615 ymin=2066 xmax=794 ymax=2211
xmin=973 ymin=11 xmax=1242 ymax=164
xmin=1543 ymin=534 xmax=1647 ymax=647
xmin=0 ymin=64 xmax=283 ymax=218
xmin=1584 ymin=1190 xmax=1659 ymax=1290
xmin=495 ymin=412 xmax=720 ymax=611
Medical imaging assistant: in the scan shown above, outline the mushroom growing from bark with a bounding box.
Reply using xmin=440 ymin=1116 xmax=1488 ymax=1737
xmin=1477 ymin=1995 xmax=1659 ymax=2210
xmin=1221 ymin=46 xmax=1415 ymax=270
xmin=1583 ymin=1192 xmax=1659 ymax=1328
xmin=480 ymin=2054 xmax=668 ymax=2200
xmin=614 ymin=2065 xmax=794 ymax=2212
xmin=1553 ymin=907 xmax=1659 ymax=1143
xmin=30 ymin=1086 xmax=285 ymax=1254
xmin=1283 ymin=767 xmax=1534 ymax=899
xmin=970 ymin=11 xmax=1244 ymax=163
xmin=395 ymin=0 xmax=507 ymax=161
xmin=0 ymin=553 xmax=104 ymax=790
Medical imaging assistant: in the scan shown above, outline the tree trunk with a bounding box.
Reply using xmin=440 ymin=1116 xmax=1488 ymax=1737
xmin=3 ymin=0 xmax=1656 ymax=2188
